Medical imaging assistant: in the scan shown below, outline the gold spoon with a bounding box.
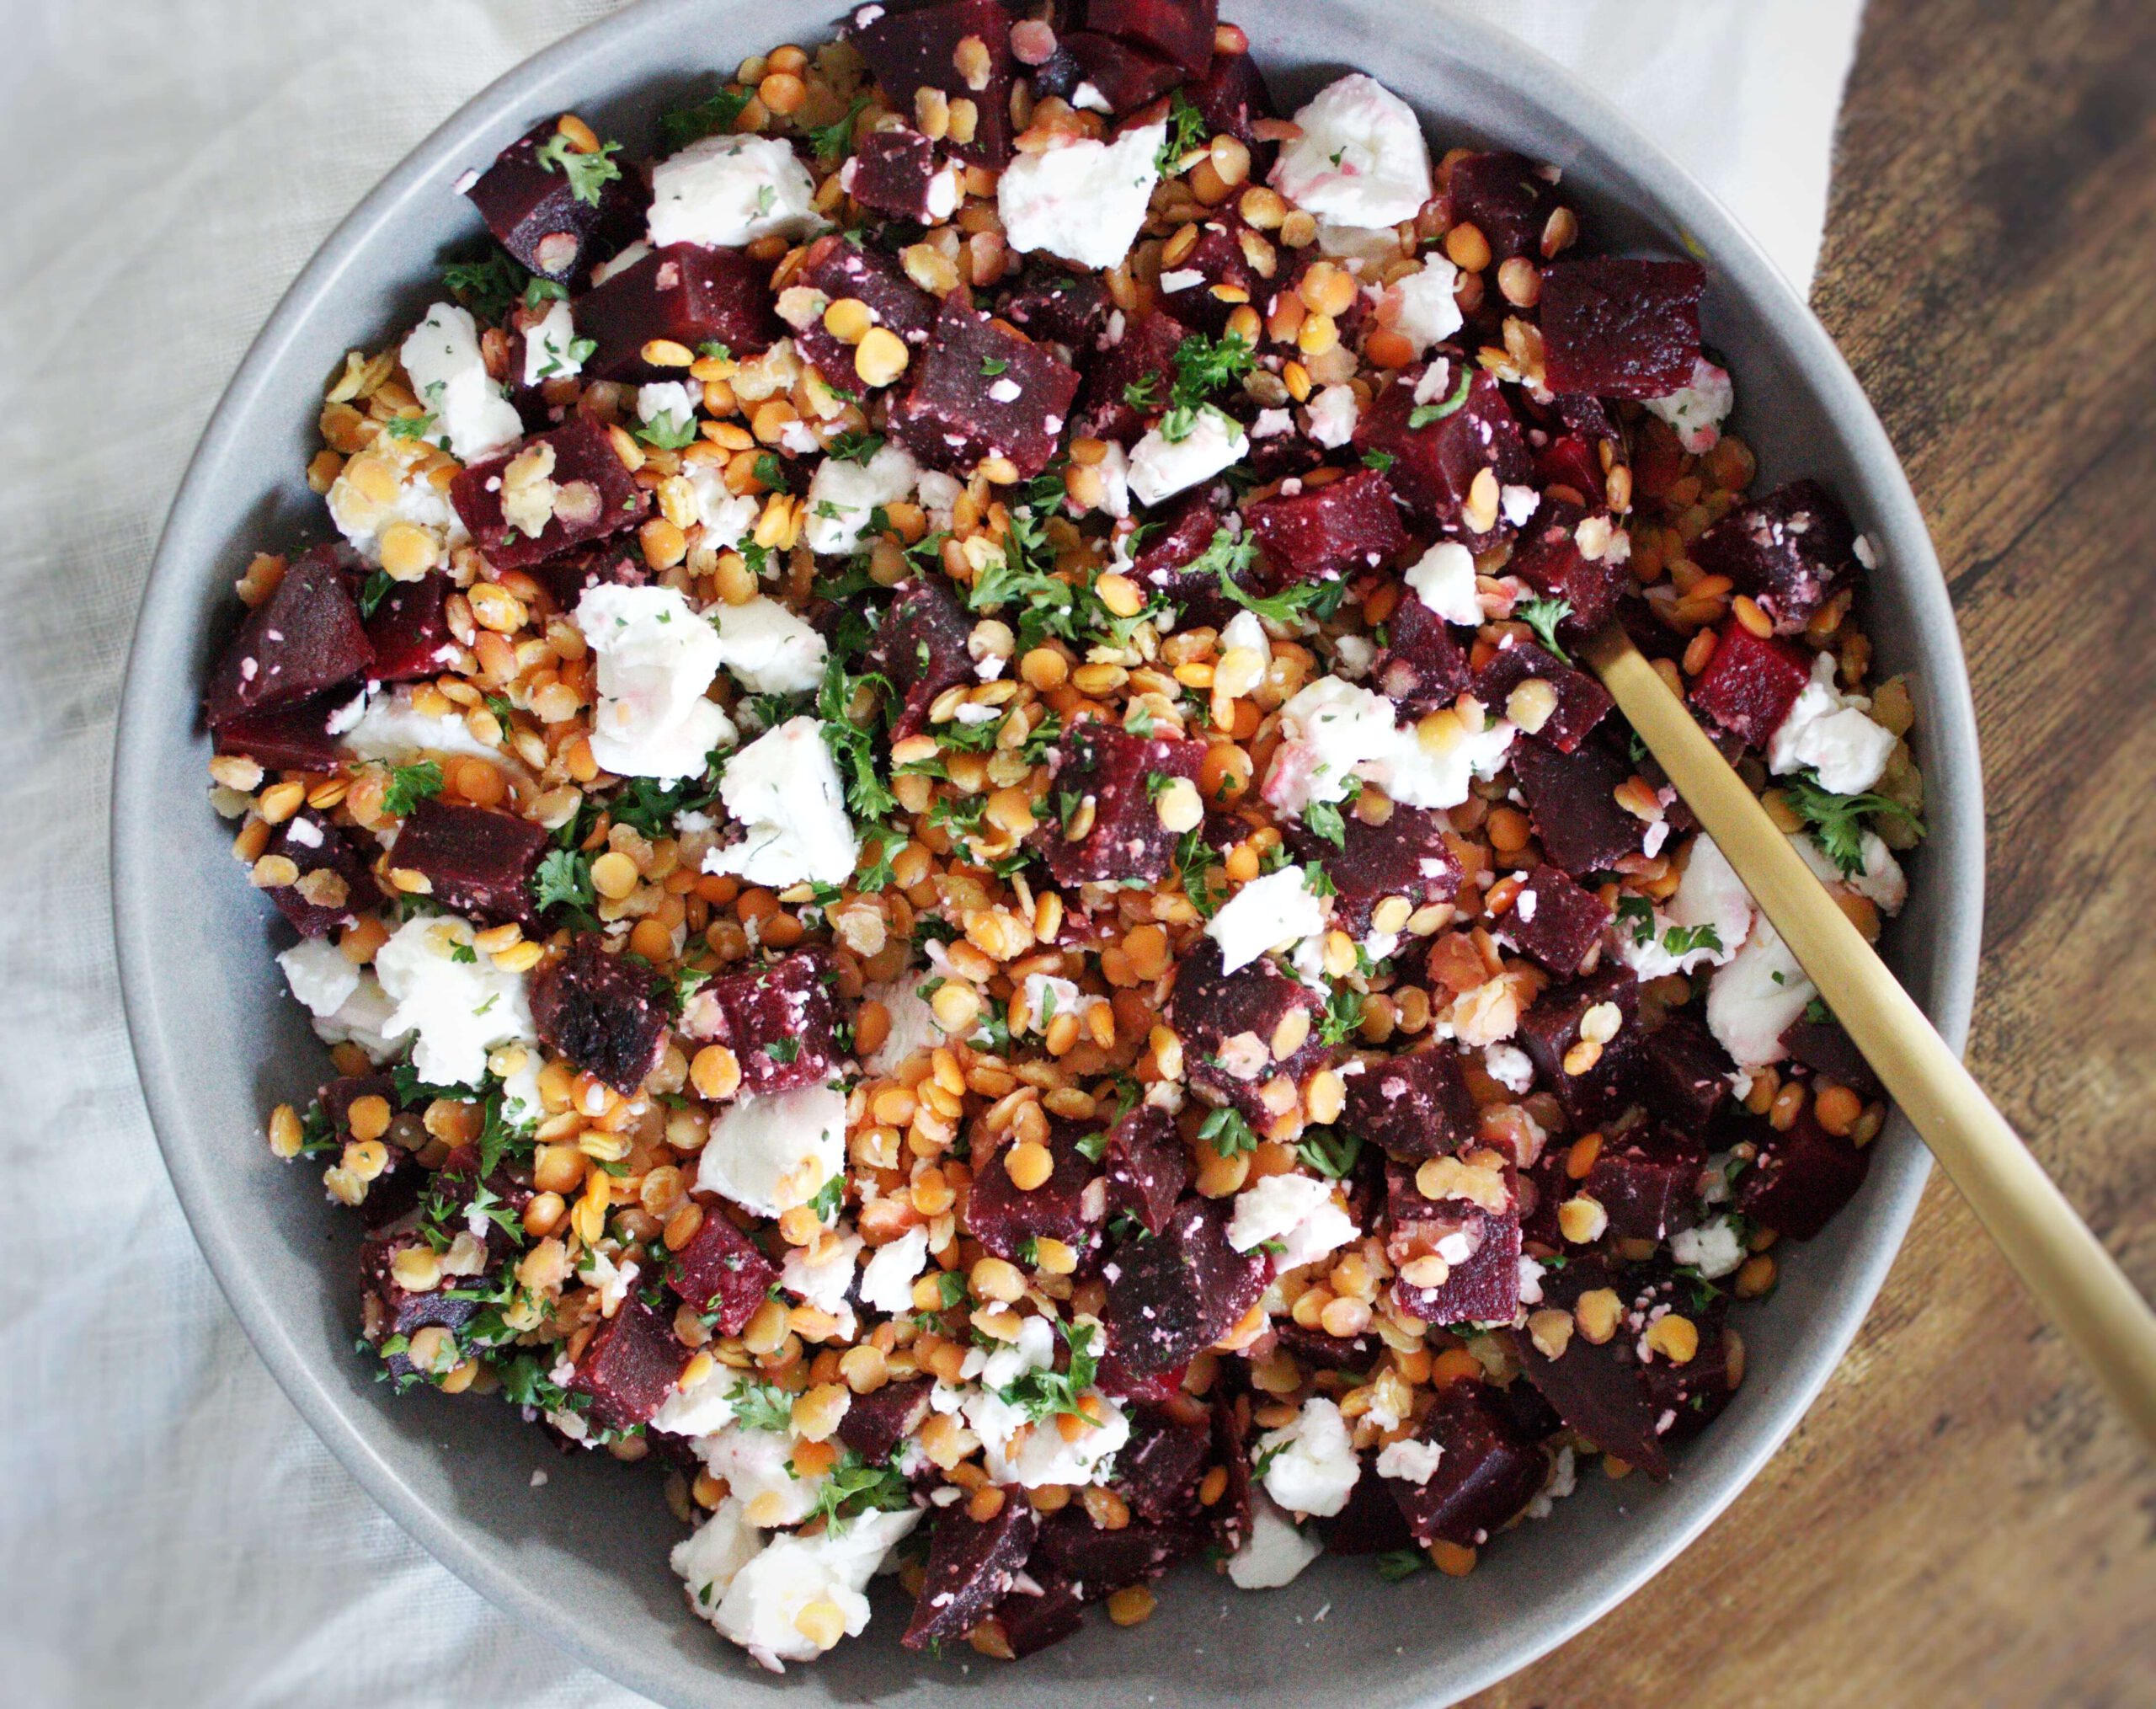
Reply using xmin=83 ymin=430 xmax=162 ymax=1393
xmin=1582 ymin=623 xmax=2156 ymax=1445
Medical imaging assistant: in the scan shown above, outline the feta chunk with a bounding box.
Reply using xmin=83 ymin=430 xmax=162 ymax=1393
xmin=1220 ymin=609 xmax=1273 ymax=664
xmin=1644 ymin=356 xmax=1734 ymax=455
xmin=1229 ymin=1172 xmax=1358 ymax=1270
xmin=702 ymin=716 xmax=857 ymax=889
xmin=966 ymin=1317 xmax=1129 ymax=1489
xmin=1262 ymin=676 xmax=1401 ymax=814
xmin=336 ymin=686 xmax=499 ymax=766
xmin=576 ymin=584 xmax=735 ymax=783
xmin=1484 ymin=1041 xmax=1534 ymax=1094
xmin=1669 ymin=1215 xmax=1747 ymax=1280
xmin=691 ymin=1426 xmax=829 ymax=1529
xmin=1404 ymin=540 xmax=1482 ymax=626
xmin=1128 ymin=405 xmax=1250 ymax=507
xmin=702 ymin=1506 xmax=920 ymax=1670
xmin=521 ymin=298 xmax=584 ymax=387
xmin=708 ymin=595 xmax=828 ymax=695
xmin=1379 ymin=254 xmax=1463 ymax=352
xmin=681 ymin=460 xmax=761 ymax=547
xmin=1614 ymin=832 xmax=1753 ymax=980
xmin=652 ymin=1359 xmax=741 ymax=1437
xmin=371 ymin=914 xmax=535 ymax=1087
xmin=858 ymin=1227 xmax=931 ymax=1316
xmin=299 ymin=967 xmax=408 ymax=1064
xmin=1272 ymin=74 xmax=1433 ymax=232
xmin=1768 ymin=652 xmax=1897 ymax=796
xmin=1705 ymin=913 xmax=1813 ymax=1070
xmin=1790 ymin=828 xmax=1908 ymax=915
xmin=1227 ymin=1493 xmax=1322 ymax=1589
xmin=862 ymin=976 xmax=940 ymax=1074
xmin=1305 ymin=383 xmax=1360 ymax=447
xmin=781 ymin=1231 xmax=862 ymax=1319
xmin=325 ymin=437 xmax=468 ymax=567
xmin=1207 ymin=865 xmax=1329 ymax=975
xmin=637 ymin=380 xmax=702 ymax=437
xmin=997 ymin=121 xmax=1166 ymax=271
xmin=696 ymin=1081 xmax=848 ymax=1217
xmin=1375 ymin=1437 xmax=1444 ymax=1485
xmin=648 ymin=134 xmax=819 ymax=249
xmin=802 ymin=441 xmax=920 ymax=557
xmin=401 ymin=302 xmax=524 ymax=463
xmin=1256 ymin=1396 xmax=1361 ymax=1518
xmin=1384 ymin=709 xmax=1514 ymax=811
xmin=671 ymin=1497 xmax=762 ymax=1618
xmin=278 ymin=937 xmax=359 ymax=1019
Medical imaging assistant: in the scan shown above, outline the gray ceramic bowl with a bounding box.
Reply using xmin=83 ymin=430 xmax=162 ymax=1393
xmin=114 ymin=2 xmax=1984 ymax=1702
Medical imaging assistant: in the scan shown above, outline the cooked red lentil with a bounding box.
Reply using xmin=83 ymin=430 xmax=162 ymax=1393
xmin=205 ymin=2 xmax=1925 ymax=1672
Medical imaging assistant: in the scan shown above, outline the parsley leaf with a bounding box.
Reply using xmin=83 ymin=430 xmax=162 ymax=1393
xmin=828 ymin=427 xmax=885 ymax=465
xmin=1198 ymin=1105 xmax=1259 ymax=1158
xmin=358 ymin=570 xmax=394 ymax=620
xmin=818 ymin=651 xmax=899 ymax=821
xmin=533 ymin=133 xmax=624 ymax=206
xmin=729 ymin=1381 xmax=796 ymax=1433
xmin=1296 ymin=1125 xmax=1363 ymax=1178
xmin=634 ymin=410 xmax=700 ymax=451
xmin=1174 ymin=827 xmax=1225 ymax=917
xmin=1516 ymin=595 xmax=1575 ymax=663
xmin=1406 ymin=366 xmax=1474 ymax=428
xmin=532 ymin=848 xmax=595 ymax=919
xmin=1155 ymin=89 xmax=1209 ymax=174
xmin=1316 ymin=987 xmax=1364 ymax=1047
xmin=1614 ymin=893 xmax=1657 ymax=947
xmin=994 ymin=1319 xmax=1102 ymax=1424
xmin=808 ymin=95 xmax=871 ymax=163
xmin=1376 ymin=1548 xmax=1426 ymax=1582
xmin=382 ymin=411 xmax=437 ymax=441
xmin=1123 ymin=372 xmax=1161 ymax=412
xmin=1360 ymin=448 xmax=1396 ymax=473
xmin=1171 ymin=331 xmax=1256 ymax=411
xmin=1662 ymin=921 xmax=1723 ymax=957
xmin=660 ymin=87 xmax=752 ymax=151
xmin=1783 ymin=771 xmax=1924 ymax=877
xmin=808 ymin=1172 xmax=845 ymax=1222
xmin=382 ymin=761 xmax=445 ymax=817
xmin=1201 ymin=527 xmax=1345 ymax=625
xmin=440 ymin=248 xmax=529 ymax=322
xmin=802 ymin=1449 xmax=911 ymax=1534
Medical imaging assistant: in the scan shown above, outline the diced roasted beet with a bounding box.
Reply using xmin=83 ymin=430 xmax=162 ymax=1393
xmin=665 ymin=1211 xmax=779 ymax=1336
xmin=836 ymin=1375 xmax=934 ymax=1464
xmin=841 ymin=125 xmax=950 ymax=223
xmin=1779 ymin=1016 xmax=1882 ymax=1099
xmin=1511 ymin=737 xmax=1641 ymax=878
xmin=684 ymin=946 xmax=843 ymax=1096
xmin=791 ymin=232 xmax=939 ymax=386
xmin=1290 ymin=799 xmax=1462 ymax=939
xmin=1387 ymin=1153 xmax=1523 ymax=1325
xmin=1102 ymin=1198 xmax=1269 ymax=1380
xmin=530 ymin=932 xmax=672 ymax=1094
xmin=1474 ymin=635 xmax=1613 ymax=755
xmin=463 ymin=120 xmax=642 ymax=285
xmin=569 ymin=1295 xmax=691 ymax=1431
xmin=1387 ymin=1380 xmax=1550 ymax=1544
xmin=360 ymin=1232 xmax=483 ymax=1380
xmin=1640 ymin=1012 xmax=1735 ymax=1130
xmin=851 ymin=0 xmax=1017 ymax=168
xmin=1373 ymin=593 xmax=1472 ymax=716
xmin=990 ymin=1570 xmax=1088 ymax=1658
xmin=451 ymin=413 xmax=648 ymax=572
xmin=212 ymin=691 xmax=346 ymax=772
xmin=264 ymin=809 xmax=383 ymax=938
xmin=1535 ymin=430 xmax=1609 ymax=508
xmin=1274 ymin=1319 xmax=1382 ymax=1372
xmin=1128 ymin=488 xmax=1232 ymax=606
xmin=1168 ymin=937 xmax=1333 ymax=1126
xmin=1343 ymin=1049 xmax=1478 ymax=1162
xmin=1100 ymin=1103 xmax=1189 ymax=1236
xmin=1034 ymin=31 xmax=1183 ymax=116
xmin=429 ymin=1145 xmax=536 ymax=1258
xmin=1737 ymin=1106 xmax=1872 ymax=1239
xmin=1691 ymin=479 xmax=1861 ymax=636
xmin=889 ymin=298 xmax=1079 ymax=480
xmin=362 ymin=572 xmax=458 ymax=681
xmin=1097 ymin=1359 xmax=1189 ymax=1407
xmin=1090 ymin=0 xmax=1217 ymax=75
xmin=1584 ymin=1127 xmax=1705 ymax=1242
xmin=1151 ymin=215 xmax=1259 ymax=337
xmin=1507 ymin=1258 xmax=1668 ymax=1475
xmin=204 ymin=546 xmax=373 ymax=728
xmin=1538 ymin=258 xmax=1705 ymax=400
xmin=575 ymin=243 xmax=779 ymax=383
xmin=1446 ymin=151 xmax=1561 ymax=264
xmin=1504 ymin=863 xmax=1612 ymax=976
xmin=1190 ymin=42 xmax=1278 ymax=155
xmin=526 ymin=538 xmax=648 ymax=612
xmin=1114 ymin=1404 xmax=1212 ymax=1521
xmin=1243 ymin=468 xmax=1408 ymax=588
xmin=1353 ymin=368 xmax=1534 ymax=530
xmin=1075 ymin=308 xmax=1189 ymax=443
xmin=1508 ymin=502 xmax=1630 ymax=640
xmin=1687 ymin=624 xmax=1811 ymax=750
xmin=864 ymin=578 xmax=976 ymax=737
xmin=1516 ymin=965 xmax=1644 ymax=1128
xmin=1321 ymin=1463 xmax=1417 ymax=1555
xmin=902 ymin=1501 xmax=1039 ymax=1650
xmin=1038 ymin=1510 xmax=1206 ymax=1596
xmin=1034 ymin=720 xmax=1205 ymax=886
xmin=387 ymin=798 xmax=548 ymax=929
xmin=1641 ymin=1301 xmax=1742 ymax=1447
xmin=997 ymin=266 xmax=1113 ymax=350
xmin=964 ymin=1126 xmax=1106 ymax=1264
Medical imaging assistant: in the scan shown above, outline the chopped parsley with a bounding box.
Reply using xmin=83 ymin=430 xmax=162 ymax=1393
xmin=1316 ymin=986 xmax=1364 ymax=1048
xmin=827 ymin=428 xmax=885 ymax=465
xmin=659 ymin=86 xmax=752 ymax=151
xmin=1198 ymin=1105 xmax=1259 ymax=1158
xmin=993 ymin=1319 xmax=1102 ymax=1425
xmin=382 ymin=411 xmax=437 ymax=441
xmin=382 ymin=761 xmax=445 ymax=818
xmin=1406 ymin=366 xmax=1474 ymax=428
xmin=532 ymin=133 xmax=624 ymax=206
xmin=1155 ymin=89 xmax=1209 ymax=174
xmin=634 ymin=410 xmax=700 ymax=451
xmin=808 ymin=95 xmax=871 ymax=163
xmin=1783 ymin=770 xmax=1924 ymax=877
xmin=1376 ymin=1548 xmax=1427 ymax=1581
xmin=1296 ymin=1125 xmax=1363 ymax=1178
xmin=440 ymin=248 xmax=529 ymax=322
xmin=1516 ymin=595 xmax=1575 ymax=663
xmin=803 ymin=1449 xmax=911 ymax=1533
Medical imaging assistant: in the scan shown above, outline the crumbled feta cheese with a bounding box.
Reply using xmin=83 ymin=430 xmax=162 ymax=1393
xmin=1501 ymin=483 xmax=1540 ymax=528
xmin=371 ymin=914 xmax=535 ymax=1087
xmin=576 ymin=584 xmax=735 ymax=782
xmin=522 ymin=298 xmax=584 ymax=387
xmin=1305 ymin=383 xmax=1360 ymax=447
xmin=858 ymin=1227 xmax=930 ymax=1316
xmin=278 ymin=937 xmax=359 ymax=1019
xmin=1524 ymin=1445 xmax=1577 ymax=1521
xmin=301 ymin=968 xmax=408 ymax=1063
xmin=782 ymin=1231 xmax=862 ymax=1322
xmin=1644 ymin=356 xmax=1734 ymax=455
xmin=648 ymin=133 xmax=819 ymax=249
xmin=1705 ymin=913 xmax=1813 ymax=1069
xmin=862 ymin=976 xmax=940 ymax=1074
xmin=702 ymin=716 xmax=857 ymax=889
xmin=691 ymin=1427 xmax=828 ymax=1529
xmin=1768 ymin=652 xmax=1897 ymax=796
xmin=590 ymin=240 xmax=649 ymax=286
xmin=985 ymin=1390 xmax=1129 ymax=1488
xmin=579 ymin=1248 xmax=639 ymax=1316
xmin=1405 ymin=540 xmax=1482 ymax=626
xmin=1229 ymin=1172 xmax=1358 ymax=1270
xmin=681 ymin=461 xmax=761 ymax=547
xmin=708 ymin=595 xmax=828 ymax=695
xmin=1484 ymin=1041 xmax=1534 ymax=1093
xmin=1670 ymin=1216 xmax=1747 ymax=1280
xmin=696 ymin=1081 xmax=848 ymax=1216
xmin=1251 ymin=407 xmax=1295 ymax=440
xmin=698 ymin=1506 xmax=920 ymax=1670
xmin=637 ymin=380 xmax=701 ymax=434
xmin=1271 ymin=74 xmax=1433 ymax=232
xmin=802 ymin=441 xmax=920 ymax=557
xmin=1227 ymin=1493 xmax=1322 ymax=1589
xmin=1220 ymin=609 xmax=1273 ymax=664
xmin=997 ymin=121 xmax=1166 ymax=271
xmin=1256 ymin=1396 xmax=1361 ymax=1518
xmin=1264 ymin=674 xmax=1513 ymax=817
xmin=1385 ymin=707 xmax=1514 ymax=810
xmin=1375 ymin=1437 xmax=1444 ymax=1485
xmin=915 ymin=468 xmax=961 ymax=531
xmin=1379 ymin=254 xmax=1463 ymax=351
xmin=1207 ymin=865 xmax=1329 ymax=975
xmin=1790 ymin=827 xmax=1908 ymax=915
xmin=1615 ymin=832 xmax=1753 ymax=980
xmin=652 ymin=1359 xmax=741 ymax=1437
xmin=325 ymin=437 xmax=468 ymax=566
xmin=1128 ymin=405 xmax=1250 ymax=507
xmin=1331 ymin=633 xmax=1377 ymax=678
xmin=670 ymin=1496 xmax=761 ymax=1616
xmin=401 ymin=302 xmax=524 ymax=463
xmin=336 ymin=686 xmax=499 ymax=766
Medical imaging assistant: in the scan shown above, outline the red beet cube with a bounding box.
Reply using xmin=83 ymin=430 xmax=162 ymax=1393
xmin=530 ymin=932 xmax=671 ymax=1094
xmin=864 ymin=578 xmax=977 ymax=739
xmin=1736 ymin=1106 xmax=1872 ymax=1239
xmin=1446 ymin=151 xmax=1561 ymax=264
xmin=1038 ymin=1510 xmax=1206 ymax=1596
xmin=1244 ymin=468 xmax=1408 ymax=587
xmin=903 ymin=1501 xmax=1039 ymax=1649
xmin=889 ymin=298 xmax=1079 ymax=480
xmin=1511 ymin=737 xmax=1642 ymax=877
xmin=1129 ymin=489 xmax=1235 ymax=605
xmin=836 ymin=1375 xmax=933 ymax=1464
xmin=1190 ymin=42 xmax=1278 ymax=152
xmin=1035 ymin=31 xmax=1183 ymax=117
xmin=387 ymin=798 xmax=548 ymax=929
xmin=963 ymin=1128 xmax=1106 ymax=1265
xmin=1507 ymin=1258 xmax=1671 ymax=1475
xmin=1034 ymin=720 xmax=1205 ymax=886
xmin=841 ymin=126 xmax=951 ymax=224
xmin=1101 ymin=1198 xmax=1269 ymax=1380
xmin=526 ymin=539 xmax=648 ymax=613
xmin=851 ymin=0 xmax=1017 ymax=168
xmin=212 ymin=692 xmax=347 ymax=772
xmin=1508 ymin=502 xmax=1630 ymax=639
xmin=360 ymin=1232 xmax=483 ymax=1381
xmin=1539 ymin=258 xmax=1705 ymax=399
xmin=364 ymin=572 xmax=459 ymax=681
xmin=1275 ymin=1320 xmax=1382 ymax=1373
xmin=204 ymin=546 xmax=373 ymax=728
xmin=1691 ymin=479 xmax=1860 ymax=635
xmin=1504 ymin=863 xmax=1612 ymax=976
xmin=1090 ymin=0 xmax=1217 ymax=75
xmin=1167 ymin=937 xmax=1334 ymax=1126
xmin=1387 ymin=1381 xmax=1549 ymax=1545
xmin=1289 ymin=800 xmax=1461 ymax=938
xmin=1639 ymin=1012 xmax=1734 ymax=1130
xmin=574 ymin=243 xmax=779 ymax=382
xmin=1515 ymin=965 xmax=1644 ymax=1127
xmin=1321 ymin=1464 xmax=1417 ymax=1555
xmin=1779 ymin=1015 xmax=1881 ymax=1098
xmin=463 ymin=119 xmax=642 ymax=284
xmin=569 ymin=1295 xmax=691 ymax=1431
xmin=1113 ymin=1404 xmax=1212 ymax=1521
xmin=1353 ymin=368 xmax=1534 ymax=530
xmin=685 ymin=946 xmax=844 ymax=1096
xmin=1099 ymin=1103 xmax=1189 ymax=1236
xmin=1474 ymin=635 xmax=1613 ymax=754
xmin=1075 ymin=309 xmax=1189 ymax=443
xmin=665 ymin=1211 xmax=779 ymax=1336
xmin=790 ymin=232 xmax=939 ymax=387
xmin=996 ymin=266 xmax=1113 ymax=352
xmin=1641 ymin=1297 xmax=1742 ymax=1448
xmin=990 ymin=1570 xmax=1087 ymax=1658
xmin=1387 ymin=1154 xmax=1523 ymax=1326
xmin=1152 ymin=215 xmax=1260 ymax=337
xmin=265 ymin=809 xmax=383 ymax=938
xmin=1343 ymin=1049 xmax=1478 ymax=1162
xmin=1688 ymin=624 xmax=1812 ymax=749
xmin=1373 ymin=588 xmax=1472 ymax=715
xmin=451 ymin=413 xmax=648 ymax=572
xmin=1584 ymin=1128 xmax=1705 ymax=1241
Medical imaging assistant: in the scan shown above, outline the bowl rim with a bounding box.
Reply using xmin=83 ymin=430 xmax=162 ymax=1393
xmin=112 ymin=2 xmax=1984 ymax=1702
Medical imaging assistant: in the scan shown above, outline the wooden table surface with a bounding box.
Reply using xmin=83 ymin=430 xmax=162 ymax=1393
xmin=1468 ymin=2 xmax=2156 ymax=1704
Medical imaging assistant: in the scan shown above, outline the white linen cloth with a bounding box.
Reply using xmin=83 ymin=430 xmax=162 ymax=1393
xmin=0 ymin=1 xmax=1863 ymax=1703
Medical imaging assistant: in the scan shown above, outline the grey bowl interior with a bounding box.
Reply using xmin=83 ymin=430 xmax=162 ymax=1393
xmin=112 ymin=1 xmax=1984 ymax=1704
